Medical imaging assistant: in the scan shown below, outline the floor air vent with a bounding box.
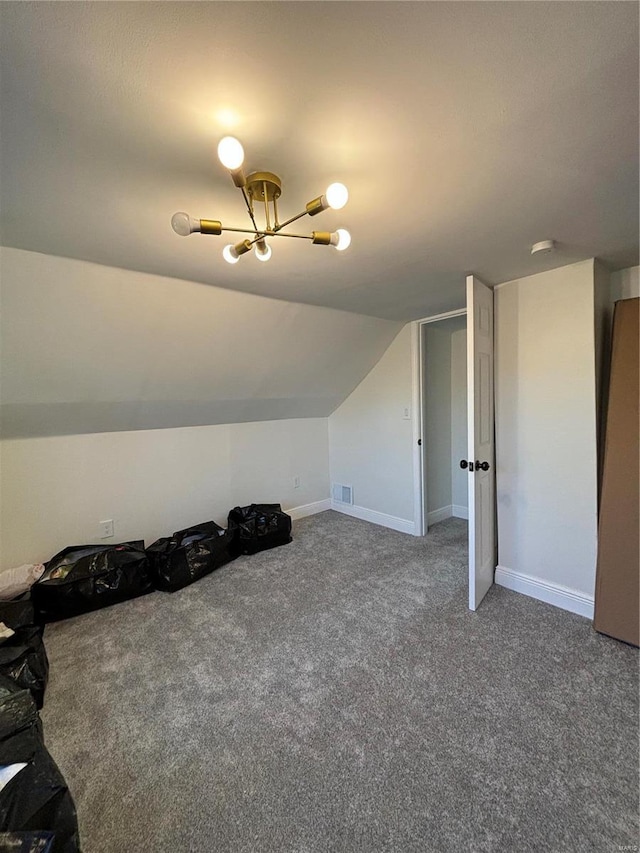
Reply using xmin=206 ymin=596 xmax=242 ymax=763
xmin=332 ymin=483 xmax=353 ymax=505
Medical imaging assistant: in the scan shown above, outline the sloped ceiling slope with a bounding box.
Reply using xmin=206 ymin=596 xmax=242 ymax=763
xmin=0 ymin=2 xmax=638 ymax=322
xmin=0 ymin=248 xmax=401 ymax=437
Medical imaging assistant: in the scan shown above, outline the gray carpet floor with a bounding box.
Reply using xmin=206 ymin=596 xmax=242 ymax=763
xmin=40 ymin=511 xmax=638 ymax=853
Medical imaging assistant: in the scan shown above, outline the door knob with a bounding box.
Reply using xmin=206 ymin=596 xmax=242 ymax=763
xmin=459 ymin=460 xmax=468 ymax=469
xmin=476 ymin=461 xmax=490 ymax=471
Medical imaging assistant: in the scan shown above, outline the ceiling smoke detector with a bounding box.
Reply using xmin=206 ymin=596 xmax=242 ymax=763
xmin=531 ymin=239 xmax=555 ymax=256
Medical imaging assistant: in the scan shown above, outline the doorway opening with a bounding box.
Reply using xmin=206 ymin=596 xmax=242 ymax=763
xmin=422 ymin=314 xmax=468 ymax=534
xmin=410 ymin=309 xmax=467 ymax=538
xmin=411 ymin=275 xmax=496 ymax=612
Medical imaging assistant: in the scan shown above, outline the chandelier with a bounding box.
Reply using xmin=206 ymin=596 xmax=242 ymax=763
xmin=171 ymin=137 xmax=351 ymax=264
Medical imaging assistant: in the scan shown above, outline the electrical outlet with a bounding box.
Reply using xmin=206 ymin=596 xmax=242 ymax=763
xmin=402 ymin=406 xmax=411 ymax=420
xmin=293 ymin=476 xmax=300 ymax=489
xmin=99 ymin=519 xmax=114 ymax=539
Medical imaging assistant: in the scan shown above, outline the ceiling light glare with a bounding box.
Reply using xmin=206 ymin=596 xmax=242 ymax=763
xmin=325 ymin=182 xmax=349 ymax=210
xmin=332 ymin=228 xmax=351 ymax=251
xmin=216 ymin=109 xmax=239 ymax=129
xmin=217 ymin=136 xmax=245 ymax=170
xmin=171 ymin=212 xmax=199 ymax=236
xmin=222 ymin=244 xmax=240 ymax=264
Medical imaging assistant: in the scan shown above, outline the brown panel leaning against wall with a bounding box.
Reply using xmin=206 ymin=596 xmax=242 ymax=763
xmin=593 ymin=297 xmax=639 ymax=647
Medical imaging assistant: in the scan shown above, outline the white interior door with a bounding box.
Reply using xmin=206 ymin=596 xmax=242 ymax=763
xmin=466 ymin=275 xmax=496 ymax=610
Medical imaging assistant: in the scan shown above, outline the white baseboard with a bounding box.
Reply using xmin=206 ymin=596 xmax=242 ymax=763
xmin=427 ymin=505 xmax=468 ymax=525
xmin=330 ymin=501 xmax=415 ymax=535
xmin=495 ymin=565 xmax=594 ymax=619
xmin=287 ymin=499 xmax=332 ymax=521
xmin=428 ymin=505 xmax=452 ymax=525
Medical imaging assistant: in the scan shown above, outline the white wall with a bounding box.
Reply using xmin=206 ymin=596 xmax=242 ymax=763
xmin=610 ymin=265 xmax=640 ymax=301
xmin=0 ymin=418 xmax=329 ymax=571
xmin=450 ymin=328 xmax=468 ymax=513
xmin=0 ymin=248 xmax=401 ymax=437
xmin=424 ymin=326 xmax=452 ymax=514
xmin=494 ymin=259 xmax=599 ymax=604
xmin=328 ymin=325 xmax=414 ymax=527
xmin=328 ymin=318 xmax=468 ymax=535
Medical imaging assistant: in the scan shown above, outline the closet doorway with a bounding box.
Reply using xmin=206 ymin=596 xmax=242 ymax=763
xmin=411 ymin=276 xmax=496 ymax=611
xmin=415 ymin=311 xmax=468 ymax=534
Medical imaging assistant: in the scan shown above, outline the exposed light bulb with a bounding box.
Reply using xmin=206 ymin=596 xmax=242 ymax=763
xmin=325 ymin=182 xmax=349 ymax=210
xmin=256 ymin=240 xmax=272 ymax=262
xmin=223 ymin=239 xmax=253 ymax=263
xmin=171 ymin=212 xmax=200 ymax=236
xmin=331 ymin=229 xmax=351 ymax=251
xmin=217 ymin=136 xmax=244 ymax=170
xmin=223 ymin=244 xmax=240 ymax=264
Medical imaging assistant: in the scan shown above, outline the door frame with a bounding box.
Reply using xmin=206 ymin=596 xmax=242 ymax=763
xmin=411 ymin=308 xmax=467 ymax=537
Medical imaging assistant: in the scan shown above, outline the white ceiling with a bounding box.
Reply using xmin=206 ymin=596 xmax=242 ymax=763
xmin=1 ymin=2 xmax=638 ymax=321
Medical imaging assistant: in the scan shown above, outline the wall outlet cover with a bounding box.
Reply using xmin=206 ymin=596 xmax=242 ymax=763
xmin=99 ymin=519 xmax=114 ymax=539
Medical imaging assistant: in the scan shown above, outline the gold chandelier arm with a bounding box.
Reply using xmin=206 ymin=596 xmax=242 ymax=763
xmin=273 ymin=209 xmax=310 ymax=231
xmin=221 ymin=226 xmax=264 ymax=236
xmin=220 ymin=226 xmax=312 ymax=240
xmin=263 ymin=182 xmax=271 ymax=231
xmin=240 ymin=186 xmax=260 ymax=234
xmin=246 ymin=231 xmax=312 ymax=247
xmin=270 ymin=231 xmax=312 ymax=239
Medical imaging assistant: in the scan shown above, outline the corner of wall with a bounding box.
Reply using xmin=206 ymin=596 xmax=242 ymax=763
xmin=610 ymin=265 xmax=640 ymax=302
xmin=328 ymin=324 xmax=415 ymax=525
xmin=593 ymin=261 xmax=613 ymax=499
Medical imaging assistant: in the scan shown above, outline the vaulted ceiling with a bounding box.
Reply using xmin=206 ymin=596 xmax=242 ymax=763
xmin=1 ymin=2 xmax=638 ymax=321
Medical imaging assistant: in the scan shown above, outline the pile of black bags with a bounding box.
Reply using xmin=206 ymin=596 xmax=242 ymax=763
xmin=30 ymin=503 xmax=292 ymax=622
xmin=0 ymin=604 xmax=77 ymax=849
xmin=146 ymin=504 xmax=292 ymax=591
xmin=0 ymin=501 xmax=292 ymax=852
xmin=0 ymin=675 xmax=80 ymax=852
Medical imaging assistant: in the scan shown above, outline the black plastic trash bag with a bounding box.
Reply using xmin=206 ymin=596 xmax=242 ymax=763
xmin=0 ymin=678 xmax=36 ymax=746
xmin=146 ymin=521 xmax=236 ymax=592
xmin=0 ymin=630 xmax=48 ymax=711
xmin=0 ymin=677 xmax=80 ymax=853
xmin=32 ymin=542 xmax=152 ymax=622
xmin=0 ymin=604 xmax=37 ymax=635
xmin=0 ymin=831 xmax=55 ymax=852
xmin=0 ymin=605 xmax=48 ymax=711
xmin=227 ymin=504 xmax=292 ymax=555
